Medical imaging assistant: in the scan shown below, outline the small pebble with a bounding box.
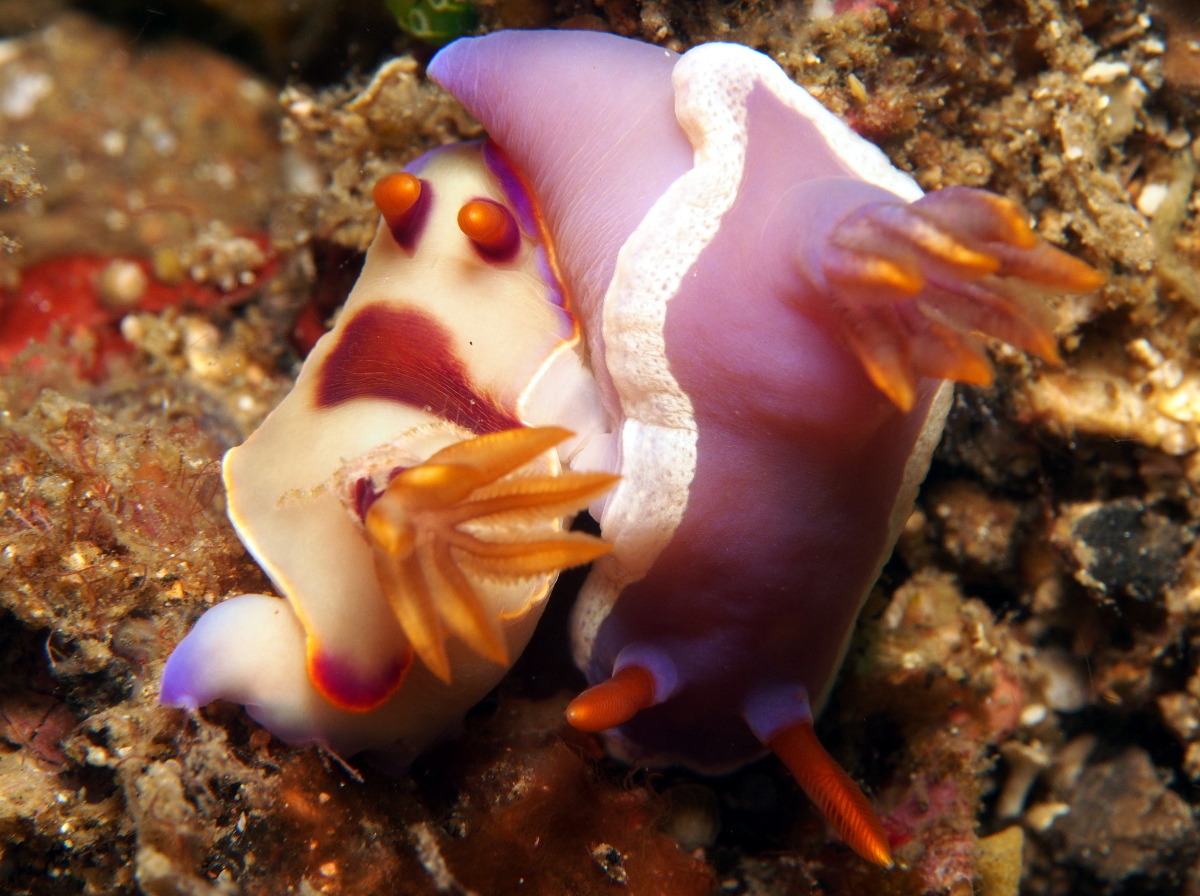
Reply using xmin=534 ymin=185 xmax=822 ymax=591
xmin=97 ymin=259 xmax=148 ymax=308
xmin=662 ymin=784 xmax=721 ymax=851
xmin=1165 ymin=127 xmax=1191 ymax=149
xmin=1137 ymin=182 xmax=1170 ymax=216
xmin=1082 ymin=60 xmax=1131 ymax=84
xmin=153 ymin=247 xmax=185 ymax=285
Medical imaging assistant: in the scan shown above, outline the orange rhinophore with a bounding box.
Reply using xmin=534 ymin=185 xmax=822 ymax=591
xmin=458 ymin=198 xmax=520 ymax=260
xmin=768 ymin=721 xmax=893 ymax=869
xmin=567 ymin=664 xmax=658 ymax=733
xmin=373 ymin=171 xmax=428 ymax=250
xmin=373 ymin=171 xmax=423 ymax=221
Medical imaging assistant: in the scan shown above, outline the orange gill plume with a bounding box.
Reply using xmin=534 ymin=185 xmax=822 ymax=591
xmin=822 ymin=186 xmax=1104 ymax=411
xmin=364 ymin=426 xmax=617 ymax=683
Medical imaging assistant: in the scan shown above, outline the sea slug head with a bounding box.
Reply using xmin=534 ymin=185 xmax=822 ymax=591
xmin=161 ymin=140 xmax=615 ymax=760
xmin=431 ymin=31 xmax=1103 ymax=867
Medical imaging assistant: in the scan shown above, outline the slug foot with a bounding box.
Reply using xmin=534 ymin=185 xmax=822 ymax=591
xmin=822 ymin=186 xmax=1104 ymax=411
xmin=365 ymin=426 xmax=617 ymax=683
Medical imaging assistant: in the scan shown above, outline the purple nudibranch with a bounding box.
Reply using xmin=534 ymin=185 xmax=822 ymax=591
xmin=161 ymin=30 xmax=1103 ymax=867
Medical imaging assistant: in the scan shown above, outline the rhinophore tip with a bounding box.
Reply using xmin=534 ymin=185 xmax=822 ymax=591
xmin=769 ymin=721 xmax=894 ymax=869
xmin=566 ymin=664 xmax=658 ymax=733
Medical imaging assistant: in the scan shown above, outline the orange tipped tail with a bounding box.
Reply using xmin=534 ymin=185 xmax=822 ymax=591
xmin=768 ymin=721 xmax=893 ymax=869
xmin=566 ymin=665 xmax=657 ymax=733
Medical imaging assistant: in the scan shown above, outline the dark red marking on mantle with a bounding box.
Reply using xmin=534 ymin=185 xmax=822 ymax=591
xmin=315 ymin=303 xmax=522 ymax=434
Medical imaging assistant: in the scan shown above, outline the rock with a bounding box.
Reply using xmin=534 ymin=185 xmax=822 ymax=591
xmin=1055 ymin=498 xmax=1189 ymax=603
xmin=1053 ymin=747 xmax=1199 ymax=885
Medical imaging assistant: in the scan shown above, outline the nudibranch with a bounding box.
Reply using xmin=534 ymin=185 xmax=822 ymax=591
xmin=428 ymin=31 xmax=1101 ymax=867
xmin=161 ymin=29 xmax=1103 ymax=867
xmin=161 ymin=142 xmax=617 ymax=761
